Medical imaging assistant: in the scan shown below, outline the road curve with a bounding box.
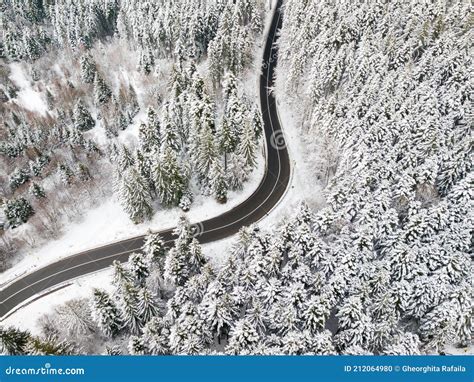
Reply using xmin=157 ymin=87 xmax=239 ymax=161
xmin=0 ymin=0 xmax=290 ymax=319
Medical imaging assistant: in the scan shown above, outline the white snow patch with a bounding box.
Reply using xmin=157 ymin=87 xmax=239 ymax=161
xmin=2 ymin=268 xmax=113 ymax=335
xmin=117 ymin=110 xmax=144 ymax=145
xmin=443 ymin=344 xmax=473 ymax=355
xmin=9 ymin=63 xmax=48 ymax=115
xmin=202 ymin=237 xmax=234 ymax=270
xmin=255 ymin=94 xmax=326 ymax=231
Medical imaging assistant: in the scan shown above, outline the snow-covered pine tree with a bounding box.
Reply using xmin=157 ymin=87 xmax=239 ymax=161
xmin=199 ymin=282 xmax=236 ymax=343
xmin=135 ymin=149 xmax=154 ymax=193
xmin=73 ymin=100 xmax=95 ymax=131
xmin=26 ymin=335 xmax=76 ymax=355
xmin=104 ymin=346 xmax=122 ymax=355
xmin=224 ymin=88 xmax=245 ymax=141
xmin=187 ymin=238 xmax=206 ymax=275
xmin=80 ymin=54 xmax=97 ymax=84
xmin=142 ymin=232 xmax=166 ymax=266
xmin=163 ymin=247 xmax=188 ymax=287
xmin=54 ymin=298 xmax=95 ymax=337
xmin=117 ymin=145 xmax=135 ymax=173
xmin=138 ymin=286 xmax=160 ymax=323
xmin=57 ymin=163 xmax=74 ymax=185
xmin=142 ymin=317 xmax=170 ymax=355
xmin=152 ymin=148 xmax=188 ymax=207
xmin=22 ymin=30 xmax=41 ymax=61
xmin=226 ymin=318 xmax=260 ymax=355
xmin=217 ymin=118 xmax=237 ymax=171
xmin=237 ymin=118 xmax=257 ymax=168
xmin=164 ymin=216 xmax=206 ymax=287
xmin=301 ymin=295 xmax=331 ymax=334
xmin=0 ymin=326 xmax=31 ymax=355
xmin=93 ymin=73 xmax=112 ymax=105
xmin=210 ymin=159 xmax=228 ymax=203
xmin=90 ymin=289 xmax=121 ymax=338
xmin=128 ymin=335 xmax=146 ymax=354
xmin=4 ymin=198 xmax=34 ymax=227
xmin=227 ymin=153 xmax=250 ymax=191
xmin=128 ymin=252 xmax=150 ymax=286
xmin=126 ymin=84 xmax=140 ymax=121
xmin=9 ymin=168 xmax=30 ymax=191
xmin=29 ymin=182 xmax=46 ymax=198
xmin=4 ymin=31 xmax=21 ymax=61
xmin=160 ymin=103 xmax=180 ymax=152
xmin=194 ymin=122 xmax=218 ymax=188
xmin=137 ymin=47 xmax=154 ymax=75
xmin=30 ymin=155 xmax=50 ymax=177
xmin=138 ymin=106 xmax=161 ymax=153
xmin=250 ymin=104 xmax=263 ymax=140
xmin=45 ymin=88 xmax=54 ymax=110
xmin=118 ymin=167 xmax=153 ymax=224
xmin=112 ymin=260 xmax=134 ymax=289
xmin=118 ymin=282 xmax=142 ymax=334
xmin=334 ymin=296 xmax=373 ymax=352
xmin=138 ymin=123 xmax=160 ymax=154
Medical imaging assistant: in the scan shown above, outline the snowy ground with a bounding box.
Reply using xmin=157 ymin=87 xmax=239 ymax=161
xmin=255 ymin=95 xmax=326 ymax=232
xmin=443 ymin=344 xmax=473 ymax=356
xmin=8 ymin=63 xmax=48 ymax=116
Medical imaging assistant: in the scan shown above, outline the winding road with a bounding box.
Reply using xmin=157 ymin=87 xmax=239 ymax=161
xmin=0 ymin=0 xmax=290 ymax=320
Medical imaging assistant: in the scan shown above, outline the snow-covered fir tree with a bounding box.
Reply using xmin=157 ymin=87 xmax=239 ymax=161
xmin=93 ymin=73 xmax=112 ymax=105
xmin=118 ymin=167 xmax=153 ymax=224
xmin=73 ymin=100 xmax=95 ymax=131
xmin=80 ymin=54 xmax=97 ymax=84
xmin=90 ymin=289 xmax=122 ymax=338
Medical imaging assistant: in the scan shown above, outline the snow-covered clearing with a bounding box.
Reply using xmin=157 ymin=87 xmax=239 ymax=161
xmin=8 ymin=63 xmax=48 ymax=115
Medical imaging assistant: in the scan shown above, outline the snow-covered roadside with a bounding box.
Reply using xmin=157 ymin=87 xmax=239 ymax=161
xmin=255 ymin=95 xmax=326 ymax=232
xmin=2 ymin=268 xmax=114 ymax=335
xmin=0 ymin=152 xmax=264 ymax=286
xmin=1 ymin=236 xmax=235 ymax=335
xmin=443 ymin=344 xmax=473 ymax=355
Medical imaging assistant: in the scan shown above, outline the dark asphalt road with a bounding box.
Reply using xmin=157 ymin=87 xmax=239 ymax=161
xmin=0 ymin=0 xmax=289 ymax=320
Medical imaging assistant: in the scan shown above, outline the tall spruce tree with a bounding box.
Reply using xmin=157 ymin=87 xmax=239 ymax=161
xmin=94 ymin=73 xmax=112 ymax=105
xmin=80 ymin=54 xmax=97 ymax=83
xmin=119 ymin=167 xmax=153 ymax=224
xmin=73 ymin=100 xmax=95 ymax=131
xmin=91 ymin=289 xmax=121 ymax=338
xmin=152 ymin=148 xmax=188 ymax=207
